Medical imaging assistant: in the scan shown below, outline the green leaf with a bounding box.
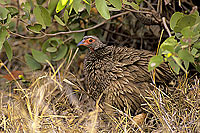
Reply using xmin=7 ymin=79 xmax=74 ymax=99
xmin=33 ymin=6 xmax=44 ymax=28
xmin=193 ymin=41 xmax=200 ymax=49
xmin=193 ymin=22 xmax=200 ymax=33
xmin=168 ymin=59 xmax=180 ymax=74
xmin=61 ymin=0 xmax=68 ymax=6
xmin=56 ymin=0 xmax=66 ymax=13
xmin=1 ymin=0 xmax=11 ymax=4
xmin=64 ymin=9 xmax=69 ymax=24
xmin=148 ymin=55 xmax=163 ymax=71
xmin=83 ymin=0 xmax=89 ymax=4
xmin=170 ymin=12 xmax=184 ymax=30
xmin=5 ymin=14 xmax=11 ymax=26
xmin=0 ymin=27 xmax=8 ymax=51
xmin=3 ymin=40 xmax=12 ymax=61
xmin=174 ymin=32 xmax=182 ymax=39
xmin=178 ymin=49 xmax=194 ymax=63
xmin=0 ymin=27 xmax=8 ymax=42
xmin=0 ymin=42 xmax=3 ymax=53
xmin=183 ymin=60 xmax=189 ymax=71
xmin=193 ymin=63 xmax=200 ymax=73
xmin=32 ymin=49 xmax=51 ymax=63
xmin=42 ymin=37 xmax=63 ymax=52
xmin=181 ymin=26 xmax=193 ymax=37
xmin=73 ymin=32 xmax=85 ymax=43
xmin=6 ymin=7 xmax=19 ymax=16
xmin=161 ymin=46 xmax=176 ymax=54
xmin=25 ymin=54 xmax=42 ymax=70
xmin=124 ymin=1 xmax=139 ymax=10
xmin=0 ymin=6 xmax=9 ymax=20
xmin=0 ymin=42 xmax=3 ymax=51
xmin=191 ymin=48 xmax=198 ymax=56
xmin=0 ymin=0 xmax=6 ymax=4
xmin=160 ymin=36 xmax=177 ymax=53
xmin=174 ymin=45 xmax=181 ymax=53
xmin=68 ymin=4 xmax=73 ymax=15
xmin=36 ymin=0 xmax=45 ymax=5
xmin=46 ymin=47 xmax=57 ymax=52
xmin=21 ymin=2 xmax=31 ymax=20
xmin=21 ymin=2 xmax=31 ymax=12
xmin=95 ymin=0 xmax=110 ymax=19
xmin=172 ymin=55 xmax=187 ymax=73
xmin=129 ymin=2 xmax=139 ymax=10
xmin=69 ymin=0 xmax=73 ymax=5
xmin=174 ymin=15 xmax=196 ymax=32
xmin=48 ymin=0 xmax=59 ymax=15
xmin=40 ymin=6 xmax=51 ymax=26
xmin=21 ymin=12 xmax=30 ymax=20
xmin=135 ymin=0 xmax=144 ymax=4
xmin=85 ymin=0 xmax=91 ymax=14
xmin=52 ymin=45 xmax=68 ymax=61
xmin=73 ymin=0 xmax=82 ymax=13
xmin=54 ymin=15 xmax=65 ymax=26
xmin=108 ymin=0 xmax=122 ymax=9
xmin=27 ymin=24 xmax=42 ymax=33
xmin=33 ymin=5 xmax=51 ymax=29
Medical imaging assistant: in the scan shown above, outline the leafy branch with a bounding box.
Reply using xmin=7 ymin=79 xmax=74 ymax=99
xmin=149 ymin=11 xmax=200 ymax=74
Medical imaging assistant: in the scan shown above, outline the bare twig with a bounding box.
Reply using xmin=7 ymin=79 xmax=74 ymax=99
xmin=123 ymin=7 xmax=153 ymax=14
xmin=143 ymin=0 xmax=156 ymax=11
xmin=16 ymin=0 xmax=20 ymax=33
xmin=102 ymin=28 xmax=161 ymax=39
xmin=162 ymin=17 xmax=171 ymax=37
xmin=8 ymin=11 xmax=131 ymax=39
xmin=63 ymin=36 xmax=73 ymax=43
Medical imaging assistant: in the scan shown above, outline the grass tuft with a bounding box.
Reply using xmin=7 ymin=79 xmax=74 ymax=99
xmin=0 ymin=54 xmax=200 ymax=132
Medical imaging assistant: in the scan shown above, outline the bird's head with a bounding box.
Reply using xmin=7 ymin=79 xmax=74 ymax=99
xmin=77 ymin=36 xmax=106 ymax=51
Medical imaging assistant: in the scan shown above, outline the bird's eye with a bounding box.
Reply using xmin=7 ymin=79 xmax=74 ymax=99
xmin=89 ymin=39 xmax=93 ymax=42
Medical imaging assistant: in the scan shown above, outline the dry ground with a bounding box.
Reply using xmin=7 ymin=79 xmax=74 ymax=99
xmin=0 ymin=55 xmax=200 ymax=132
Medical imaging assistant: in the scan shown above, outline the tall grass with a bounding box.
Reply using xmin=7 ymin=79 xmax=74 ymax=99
xmin=0 ymin=50 xmax=199 ymax=132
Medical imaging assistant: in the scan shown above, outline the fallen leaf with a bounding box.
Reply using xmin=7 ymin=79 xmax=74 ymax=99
xmin=2 ymin=71 xmax=23 ymax=81
xmin=133 ymin=113 xmax=147 ymax=126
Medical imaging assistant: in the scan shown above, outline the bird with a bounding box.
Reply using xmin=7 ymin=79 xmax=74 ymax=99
xmin=77 ymin=35 xmax=174 ymax=113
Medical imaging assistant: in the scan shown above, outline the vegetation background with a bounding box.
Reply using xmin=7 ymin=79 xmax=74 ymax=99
xmin=0 ymin=0 xmax=200 ymax=132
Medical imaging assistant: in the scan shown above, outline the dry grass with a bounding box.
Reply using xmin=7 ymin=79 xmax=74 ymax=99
xmin=0 ymin=50 xmax=200 ymax=132
xmin=142 ymin=75 xmax=200 ymax=132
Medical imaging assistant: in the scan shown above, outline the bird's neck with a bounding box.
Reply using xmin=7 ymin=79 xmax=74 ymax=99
xmin=88 ymin=45 xmax=113 ymax=59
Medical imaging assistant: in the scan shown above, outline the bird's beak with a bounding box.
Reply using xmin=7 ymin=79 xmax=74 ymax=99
xmin=77 ymin=40 xmax=86 ymax=46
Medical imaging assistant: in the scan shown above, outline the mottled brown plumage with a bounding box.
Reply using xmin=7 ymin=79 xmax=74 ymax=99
xmin=78 ymin=36 xmax=174 ymax=112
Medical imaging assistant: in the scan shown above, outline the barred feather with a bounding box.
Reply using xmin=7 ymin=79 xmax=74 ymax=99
xmin=81 ymin=36 xmax=175 ymax=113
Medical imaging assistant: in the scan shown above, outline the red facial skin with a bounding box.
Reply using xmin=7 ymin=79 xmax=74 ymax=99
xmin=79 ymin=38 xmax=96 ymax=52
